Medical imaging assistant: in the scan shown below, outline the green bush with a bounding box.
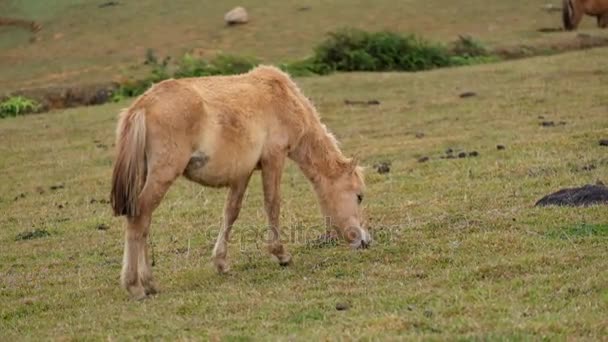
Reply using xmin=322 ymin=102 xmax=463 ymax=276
xmin=310 ymin=29 xmax=454 ymax=72
xmin=0 ymin=96 xmax=41 ymax=118
xmin=174 ymin=54 xmax=259 ymax=78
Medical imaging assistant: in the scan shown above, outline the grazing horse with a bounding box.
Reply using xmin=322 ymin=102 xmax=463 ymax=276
xmin=110 ymin=66 xmax=370 ymax=299
xmin=563 ymin=0 xmax=608 ymax=30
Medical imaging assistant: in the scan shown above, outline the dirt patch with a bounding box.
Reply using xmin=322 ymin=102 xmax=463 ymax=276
xmin=537 ymin=27 xmax=563 ymax=33
xmin=3 ymin=83 xmax=117 ymax=114
xmin=0 ymin=17 xmax=42 ymax=33
xmin=495 ymin=34 xmax=608 ymax=60
xmin=373 ymin=161 xmax=391 ymax=174
xmin=536 ymin=184 xmax=608 ymax=207
xmin=459 ymin=91 xmax=477 ymax=98
xmin=344 ymin=99 xmax=381 ymax=106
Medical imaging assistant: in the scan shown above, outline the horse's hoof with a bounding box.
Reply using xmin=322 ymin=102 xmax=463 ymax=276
xmin=144 ymin=282 xmax=158 ymax=296
xmin=127 ymin=286 xmax=148 ymax=301
xmin=214 ymin=259 xmax=230 ymax=274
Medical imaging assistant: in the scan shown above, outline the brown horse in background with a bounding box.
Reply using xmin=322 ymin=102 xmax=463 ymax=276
xmin=563 ymin=0 xmax=608 ymax=30
xmin=110 ymin=66 xmax=370 ymax=299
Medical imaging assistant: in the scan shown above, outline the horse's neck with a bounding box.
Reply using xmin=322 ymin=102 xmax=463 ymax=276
xmin=290 ymin=124 xmax=347 ymax=185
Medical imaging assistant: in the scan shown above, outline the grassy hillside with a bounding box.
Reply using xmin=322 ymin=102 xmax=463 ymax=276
xmin=2 ymin=0 xmax=608 ymax=93
xmin=1 ymin=48 xmax=607 ymax=339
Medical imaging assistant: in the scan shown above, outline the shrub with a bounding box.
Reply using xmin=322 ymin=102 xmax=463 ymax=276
xmin=280 ymin=57 xmax=332 ymax=77
xmin=0 ymin=96 xmax=41 ymax=118
xmin=310 ymin=29 xmax=454 ymax=72
xmin=174 ymin=54 xmax=259 ymax=78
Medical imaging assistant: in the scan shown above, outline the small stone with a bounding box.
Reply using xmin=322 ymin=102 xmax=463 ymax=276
xmin=224 ymin=7 xmax=249 ymax=26
xmin=96 ymin=223 xmax=110 ymax=231
xmin=50 ymin=184 xmax=64 ymax=191
xmin=336 ymin=302 xmax=350 ymax=311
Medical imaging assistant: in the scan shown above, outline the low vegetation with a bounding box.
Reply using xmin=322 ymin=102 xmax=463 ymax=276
xmin=0 ymin=96 xmax=40 ymax=118
xmin=114 ymin=30 xmax=496 ymax=100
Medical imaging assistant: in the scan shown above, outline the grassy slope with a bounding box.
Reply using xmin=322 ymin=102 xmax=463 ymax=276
xmin=1 ymin=0 xmax=608 ymax=93
xmin=1 ymin=48 xmax=607 ymax=339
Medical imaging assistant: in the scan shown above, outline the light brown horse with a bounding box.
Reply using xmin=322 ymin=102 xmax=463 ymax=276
xmin=563 ymin=0 xmax=608 ymax=30
xmin=111 ymin=66 xmax=370 ymax=299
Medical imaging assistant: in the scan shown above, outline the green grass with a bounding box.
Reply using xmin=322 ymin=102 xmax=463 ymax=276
xmin=1 ymin=48 xmax=607 ymax=339
xmin=2 ymin=0 xmax=608 ymax=93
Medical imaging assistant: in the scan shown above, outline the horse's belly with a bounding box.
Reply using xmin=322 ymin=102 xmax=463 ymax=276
xmin=183 ymin=139 xmax=263 ymax=187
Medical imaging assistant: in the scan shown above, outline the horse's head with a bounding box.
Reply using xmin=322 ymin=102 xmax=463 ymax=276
xmin=318 ymin=159 xmax=370 ymax=249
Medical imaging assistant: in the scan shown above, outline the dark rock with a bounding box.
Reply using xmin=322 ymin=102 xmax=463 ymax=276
xmin=581 ymin=164 xmax=596 ymax=171
xmin=96 ymin=223 xmax=110 ymax=231
xmin=50 ymin=184 xmax=64 ymax=191
xmin=535 ymin=184 xmax=608 ymax=207
xmin=336 ymin=302 xmax=350 ymax=311
xmin=374 ymin=161 xmax=391 ymax=174
xmin=497 ymin=144 xmax=506 ymax=150
xmin=459 ymin=92 xmax=477 ymax=98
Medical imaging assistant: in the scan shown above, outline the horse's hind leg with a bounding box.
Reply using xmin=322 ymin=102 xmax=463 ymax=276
xmin=598 ymin=13 xmax=608 ymax=28
xmin=260 ymin=155 xmax=292 ymax=266
xmin=122 ymin=152 xmax=190 ymax=299
xmin=212 ymin=173 xmax=252 ymax=273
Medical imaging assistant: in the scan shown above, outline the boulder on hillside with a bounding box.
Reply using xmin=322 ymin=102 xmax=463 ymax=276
xmin=224 ymin=7 xmax=248 ymax=26
xmin=535 ymin=183 xmax=608 ymax=207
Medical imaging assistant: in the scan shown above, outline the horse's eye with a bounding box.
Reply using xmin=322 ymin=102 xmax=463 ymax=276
xmin=357 ymin=194 xmax=363 ymax=204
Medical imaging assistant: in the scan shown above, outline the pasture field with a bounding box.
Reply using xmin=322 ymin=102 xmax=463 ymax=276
xmin=2 ymin=0 xmax=608 ymax=93
xmin=1 ymin=47 xmax=608 ymax=339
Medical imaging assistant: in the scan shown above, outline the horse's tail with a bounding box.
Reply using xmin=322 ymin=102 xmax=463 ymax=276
xmin=111 ymin=108 xmax=147 ymax=217
xmin=563 ymin=0 xmax=576 ymax=30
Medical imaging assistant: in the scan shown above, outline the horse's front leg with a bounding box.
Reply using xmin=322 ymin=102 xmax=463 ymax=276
xmin=212 ymin=174 xmax=252 ymax=273
xmin=261 ymin=154 xmax=292 ymax=266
